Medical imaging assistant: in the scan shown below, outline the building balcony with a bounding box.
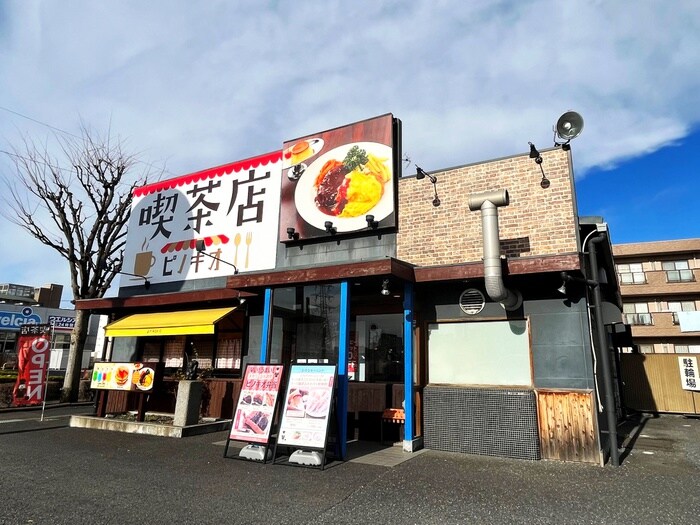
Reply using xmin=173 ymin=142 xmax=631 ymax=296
xmin=618 ymin=269 xmax=700 ymax=297
xmin=628 ymin=311 xmax=698 ymax=338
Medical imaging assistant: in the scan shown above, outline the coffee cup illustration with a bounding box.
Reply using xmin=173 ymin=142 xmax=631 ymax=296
xmin=133 ymin=251 xmax=156 ymax=276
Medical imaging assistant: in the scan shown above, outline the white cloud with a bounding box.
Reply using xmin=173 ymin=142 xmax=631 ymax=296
xmin=1 ymin=0 xmax=699 ymax=291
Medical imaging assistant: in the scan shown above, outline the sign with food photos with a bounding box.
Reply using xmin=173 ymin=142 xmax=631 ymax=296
xmin=279 ymin=113 xmax=398 ymax=241
xmin=229 ymin=364 xmax=285 ymax=445
xmin=90 ymin=362 xmax=156 ymax=392
xmin=277 ymin=364 xmax=336 ymax=449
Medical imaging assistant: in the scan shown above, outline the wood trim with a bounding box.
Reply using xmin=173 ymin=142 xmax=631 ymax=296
xmin=414 ymin=253 xmax=582 ymax=282
xmin=75 ymin=288 xmax=245 ymax=312
xmin=226 ymin=258 xmax=416 ymax=288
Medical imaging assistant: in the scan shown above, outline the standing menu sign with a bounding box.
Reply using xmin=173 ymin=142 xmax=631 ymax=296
xmin=12 ymin=324 xmax=52 ymax=407
xmin=229 ymin=364 xmax=284 ymax=444
xmin=277 ymin=364 xmax=336 ymax=449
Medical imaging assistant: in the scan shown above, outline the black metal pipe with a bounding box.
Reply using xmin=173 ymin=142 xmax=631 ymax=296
xmin=587 ymin=233 xmax=620 ymax=466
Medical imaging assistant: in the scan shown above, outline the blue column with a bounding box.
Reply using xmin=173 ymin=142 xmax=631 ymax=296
xmin=337 ymin=280 xmax=350 ymax=459
xmin=403 ymin=281 xmax=414 ymax=444
xmin=260 ymin=288 xmax=273 ymax=364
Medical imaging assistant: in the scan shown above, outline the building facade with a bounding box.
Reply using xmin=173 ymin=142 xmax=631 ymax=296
xmin=613 ymin=239 xmax=700 ymax=354
xmin=77 ymin=114 xmax=623 ymax=464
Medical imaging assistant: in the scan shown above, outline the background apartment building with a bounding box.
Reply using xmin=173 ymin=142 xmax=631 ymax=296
xmin=613 ymin=239 xmax=700 ymax=354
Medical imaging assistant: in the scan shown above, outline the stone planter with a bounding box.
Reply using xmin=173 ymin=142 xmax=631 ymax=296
xmin=174 ymin=380 xmax=203 ymax=427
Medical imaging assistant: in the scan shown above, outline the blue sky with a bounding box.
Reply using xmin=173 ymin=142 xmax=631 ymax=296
xmin=0 ymin=0 xmax=699 ymax=302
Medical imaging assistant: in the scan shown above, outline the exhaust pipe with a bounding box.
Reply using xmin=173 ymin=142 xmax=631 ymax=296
xmin=468 ymin=189 xmax=522 ymax=311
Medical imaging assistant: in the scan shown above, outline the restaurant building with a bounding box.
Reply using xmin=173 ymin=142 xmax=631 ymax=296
xmin=76 ymin=114 xmax=623 ymax=465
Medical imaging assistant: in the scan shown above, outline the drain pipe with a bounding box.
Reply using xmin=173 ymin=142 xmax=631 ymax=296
xmin=468 ymin=189 xmax=522 ymax=311
xmin=587 ymin=232 xmax=620 ymax=467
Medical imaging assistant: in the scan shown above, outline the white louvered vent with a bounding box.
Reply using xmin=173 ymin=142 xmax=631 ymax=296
xmin=459 ymin=288 xmax=485 ymax=315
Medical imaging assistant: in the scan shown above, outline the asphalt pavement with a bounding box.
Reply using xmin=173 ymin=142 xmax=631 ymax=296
xmin=0 ymin=406 xmax=698 ymax=525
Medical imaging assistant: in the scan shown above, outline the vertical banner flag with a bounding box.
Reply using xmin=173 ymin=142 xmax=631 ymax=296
xmin=13 ymin=324 xmax=52 ymax=406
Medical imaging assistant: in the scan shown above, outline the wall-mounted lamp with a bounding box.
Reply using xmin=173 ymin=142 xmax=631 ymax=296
xmin=324 ymin=221 xmax=337 ymax=235
xmin=236 ymin=290 xmax=247 ymax=306
xmin=286 ymin=227 xmax=299 ymax=240
xmin=118 ymin=271 xmax=151 ymax=289
xmin=553 ymin=111 xmax=584 ymax=150
xmin=196 ymin=239 xmax=239 ymax=274
xmin=101 ymin=261 xmax=150 ymax=289
xmin=415 ymin=165 xmax=441 ymax=207
xmin=557 ymin=271 xmax=598 ymax=295
xmin=381 ymin=279 xmax=390 ymax=296
xmin=528 ymin=142 xmax=550 ymax=189
xmin=366 ymin=214 xmax=379 ymax=229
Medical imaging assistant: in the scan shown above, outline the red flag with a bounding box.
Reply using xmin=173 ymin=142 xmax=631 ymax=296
xmin=13 ymin=324 xmax=52 ymax=407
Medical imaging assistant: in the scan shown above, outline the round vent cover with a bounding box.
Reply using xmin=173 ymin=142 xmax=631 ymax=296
xmin=459 ymin=288 xmax=485 ymax=315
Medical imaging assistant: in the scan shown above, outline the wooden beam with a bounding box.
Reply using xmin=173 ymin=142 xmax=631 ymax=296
xmin=74 ymin=288 xmax=245 ymax=312
xmin=414 ymin=253 xmax=582 ymax=282
xmin=226 ymin=258 xmax=416 ymax=288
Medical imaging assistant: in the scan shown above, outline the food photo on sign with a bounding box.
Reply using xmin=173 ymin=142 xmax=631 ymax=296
xmin=229 ymin=364 xmax=284 ymax=445
xmin=279 ymin=114 xmax=399 ymax=241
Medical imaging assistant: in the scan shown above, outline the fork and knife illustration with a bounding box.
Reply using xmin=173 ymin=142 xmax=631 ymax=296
xmin=233 ymin=232 xmax=253 ymax=269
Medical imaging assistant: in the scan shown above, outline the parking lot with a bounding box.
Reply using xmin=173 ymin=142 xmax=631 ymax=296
xmin=1 ymin=406 xmax=698 ymax=524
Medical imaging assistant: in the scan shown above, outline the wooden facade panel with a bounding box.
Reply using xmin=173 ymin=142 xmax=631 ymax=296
xmin=348 ymin=383 xmax=386 ymax=412
xmin=620 ymin=354 xmax=699 ymax=414
xmin=536 ymin=390 xmax=599 ymax=463
xmin=203 ymin=379 xmax=242 ymax=419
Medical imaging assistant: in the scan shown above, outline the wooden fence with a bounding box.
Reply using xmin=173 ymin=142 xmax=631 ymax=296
xmin=620 ymin=353 xmax=700 ymax=414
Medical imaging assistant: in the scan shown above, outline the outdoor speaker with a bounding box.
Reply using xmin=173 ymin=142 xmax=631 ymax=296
xmin=555 ymin=111 xmax=584 ymax=141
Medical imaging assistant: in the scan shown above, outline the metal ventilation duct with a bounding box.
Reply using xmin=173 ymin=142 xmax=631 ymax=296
xmin=468 ymin=189 xmax=522 ymax=311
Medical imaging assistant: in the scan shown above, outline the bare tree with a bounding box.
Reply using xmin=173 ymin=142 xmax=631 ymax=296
xmin=1 ymin=126 xmax=160 ymax=402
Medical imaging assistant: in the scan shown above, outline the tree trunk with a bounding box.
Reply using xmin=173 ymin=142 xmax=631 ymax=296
xmin=61 ymin=309 xmax=89 ymax=403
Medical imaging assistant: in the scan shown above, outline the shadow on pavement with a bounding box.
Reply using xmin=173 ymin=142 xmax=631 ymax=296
xmin=617 ymin=411 xmax=658 ymax=463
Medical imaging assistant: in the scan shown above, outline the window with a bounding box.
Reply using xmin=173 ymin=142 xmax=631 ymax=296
xmin=668 ymin=301 xmax=696 ymax=324
xmin=163 ymin=336 xmax=186 ymax=368
xmin=616 ymin=263 xmax=646 ymax=284
xmin=623 ymin=303 xmax=652 ymax=325
xmin=216 ymin=337 xmax=242 ymax=369
xmin=638 ymin=344 xmax=654 ymax=354
xmin=675 ymin=345 xmax=689 ymax=353
xmin=662 ymin=261 xmax=694 ymax=283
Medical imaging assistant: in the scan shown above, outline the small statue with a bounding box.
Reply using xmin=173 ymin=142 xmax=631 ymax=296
xmin=184 ymin=359 xmax=199 ymax=380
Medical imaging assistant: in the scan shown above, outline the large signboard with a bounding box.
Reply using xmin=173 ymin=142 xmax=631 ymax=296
xmin=0 ymin=307 xmax=75 ymax=333
xmin=12 ymin=324 xmax=52 ymax=406
xmin=121 ymin=152 xmax=282 ymax=286
xmin=277 ymin=364 xmax=336 ymax=449
xmin=229 ymin=364 xmax=284 ymax=444
xmin=90 ymin=362 xmax=156 ymax=392
xmin=679 ymin=356 xmax=699 ymax=391
xmin=279 ymin=114 xmax=398 ymax=241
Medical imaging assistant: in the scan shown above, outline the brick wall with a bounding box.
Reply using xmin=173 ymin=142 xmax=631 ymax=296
xmin=397 ymin=148 xmax=579 ymax=267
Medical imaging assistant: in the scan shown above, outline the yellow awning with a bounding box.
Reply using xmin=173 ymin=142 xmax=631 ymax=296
xmin=104 ymin=307 xmax=237 ymax=337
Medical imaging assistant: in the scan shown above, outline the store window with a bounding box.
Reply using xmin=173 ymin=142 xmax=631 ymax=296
xmin=616 ymin=263 xmax=646 ymax=284
xmin=349 ymin=314 xmax=403 ymax=382
xmin=0 ymin=332 xmax=17 ymax=353
xmin=662 ymin=261 xmax=694 ymax=283
xmin=270 ymin=284 xmax=341 ymax=366
xmin=623 ymin=303 xmax=652 ymax=325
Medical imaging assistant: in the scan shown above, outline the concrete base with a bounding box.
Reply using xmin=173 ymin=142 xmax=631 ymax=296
xmin=174 ymin=380 xmax=203 ymax=427
xmin=403 ymin=436 xmax=424 ymax=453
xmin=69 ymin=415 xmax=231 ymax=438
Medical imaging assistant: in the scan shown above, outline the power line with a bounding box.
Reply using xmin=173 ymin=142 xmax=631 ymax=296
xmin=0 ymin=105 xmax=175 ymax=176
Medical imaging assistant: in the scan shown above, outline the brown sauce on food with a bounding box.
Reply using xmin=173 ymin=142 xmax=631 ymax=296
xmin=315 ymin=164 xmax=349 ymax=214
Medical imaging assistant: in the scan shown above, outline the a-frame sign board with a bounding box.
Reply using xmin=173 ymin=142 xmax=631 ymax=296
xmin=273 ymin=364 xmax=338 ymax=470
xmin=224 ymin=364 xmax=285 ymax=463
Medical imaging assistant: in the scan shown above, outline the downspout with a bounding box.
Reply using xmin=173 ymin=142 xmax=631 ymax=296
xmin=587 ymin=233 xmax=620 ymax=466
xmin=468 ymin=189 xmax=522 ymax=311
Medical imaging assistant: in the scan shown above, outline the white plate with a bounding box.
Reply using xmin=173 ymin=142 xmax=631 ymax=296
xmin=293 ymin=142 xmax=394 ymax=232
xmin=283 ymin=138 xmax=325 ymax=168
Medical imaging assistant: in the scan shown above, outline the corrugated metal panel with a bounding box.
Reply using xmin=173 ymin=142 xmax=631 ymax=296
xmin=424 ymin=385 xmax=540 ymax=460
